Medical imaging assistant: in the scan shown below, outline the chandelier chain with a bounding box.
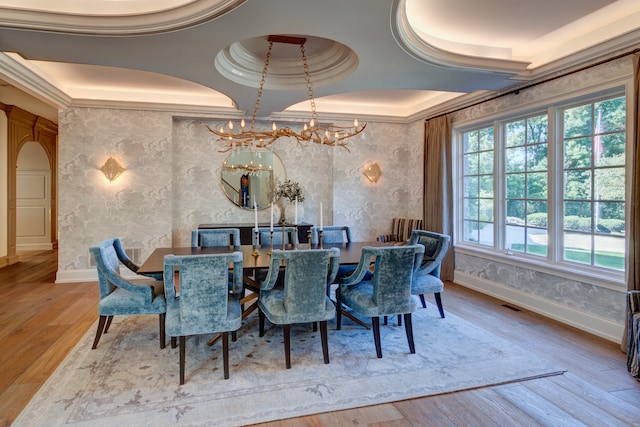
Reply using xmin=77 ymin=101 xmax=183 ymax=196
xmin=250 ymin=40 xmax=273 ymax=132
xmin=300 ymin=44 xmax=318 ymax=123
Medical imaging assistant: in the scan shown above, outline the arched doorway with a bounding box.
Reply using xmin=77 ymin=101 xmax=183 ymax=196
xmin=3 ymin=105 xmax=57 ymax=266
xmin=17 ymin=141 xmax=52 ymax=250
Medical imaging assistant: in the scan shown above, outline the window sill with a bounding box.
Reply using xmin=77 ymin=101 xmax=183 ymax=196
xmin=454 ymin=244 xmax=625 ymax=292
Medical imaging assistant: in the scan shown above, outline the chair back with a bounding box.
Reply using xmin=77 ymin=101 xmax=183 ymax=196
xmin=310 ymin=225 xmax=352 ymax=245
xmin=163 ymin=252 xmax=243 ymax=334
xmin=262 ymin=248 xmax=340 ymax=318
xmin=252 ymin=227 xmax=298 ymax=246
xmin=352 ymin=245 xmax=424 ymax=313
xmin=408 ymin=230 xmax=450 ymax=277
xmin=90 ymin=238 xmax=123 ymax=298
xmin=191 ymin=228 xmax=240 ymax=247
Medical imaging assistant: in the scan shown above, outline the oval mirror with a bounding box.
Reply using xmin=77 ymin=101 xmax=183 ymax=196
xmin=221 ymin=149 xmax=285 ymax=209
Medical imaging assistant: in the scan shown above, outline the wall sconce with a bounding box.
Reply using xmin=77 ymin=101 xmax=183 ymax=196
xmin=363 ymin=162 xmax=381 ymax=184
xmin=101 ymin=156 xmax=125 ymax=182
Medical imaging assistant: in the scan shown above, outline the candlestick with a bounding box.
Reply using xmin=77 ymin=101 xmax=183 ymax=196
xmin=270 ymin=203 xmax=274 ymax=231
xmin=319 ymin=229 xmax=323 ymax=249
xmin=254 ymin=202 xmax=258 ymax=231
xmin=267 ymin=230 xmax=274 ymax=255
xmin=294 ymin=225 xmax=298 ymax=250
xmin=320 ymin=202 xmax=323 ymax=231
xmin=252 ymin=230 xmax=260 ymax=256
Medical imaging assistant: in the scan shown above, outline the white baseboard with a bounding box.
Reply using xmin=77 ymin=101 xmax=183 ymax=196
xmin=18 ymin=243 xmax=53 ymax=251
xmin=454 ymin=271 xmax=624 ymax=344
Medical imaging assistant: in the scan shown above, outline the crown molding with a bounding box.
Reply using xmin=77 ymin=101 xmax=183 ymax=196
xmin=0 ymin=52 xmax=70 ymax=108
xmin=391 ymin=0 xmax=530 ymax=75
xmin=0 ymin=0 xmax=244 ymax=35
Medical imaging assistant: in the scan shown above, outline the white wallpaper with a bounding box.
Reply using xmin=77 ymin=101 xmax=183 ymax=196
xmin=58 ymin=108 xmax=174 ymax=271
xmin=57 ymin=112 xmax=423 ymax=273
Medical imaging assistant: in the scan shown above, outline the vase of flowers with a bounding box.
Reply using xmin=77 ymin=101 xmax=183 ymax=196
xmin=276 ymin=179 xmax=304 ymax=224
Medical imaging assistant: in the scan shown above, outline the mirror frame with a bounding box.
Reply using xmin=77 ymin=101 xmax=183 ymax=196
xmin=221 ymin=149 xmax=285 ymax=209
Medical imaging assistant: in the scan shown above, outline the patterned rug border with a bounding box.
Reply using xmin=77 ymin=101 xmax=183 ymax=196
xmin=14 ymin=307 xmax=565 ymax=426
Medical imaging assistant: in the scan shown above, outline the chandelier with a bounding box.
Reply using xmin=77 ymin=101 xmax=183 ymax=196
xmin=208 ymin=35 xmax=366 ymax=152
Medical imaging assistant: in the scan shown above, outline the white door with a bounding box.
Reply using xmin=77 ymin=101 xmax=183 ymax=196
xmin=16 ymin=170 xmax=52 ymax=250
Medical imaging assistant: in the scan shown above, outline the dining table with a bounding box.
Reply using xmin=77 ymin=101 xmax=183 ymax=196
xmin=137 ymin=240 xmax=394 ymax=276
xmin=138 ymin=240 xmax=397 ymax=339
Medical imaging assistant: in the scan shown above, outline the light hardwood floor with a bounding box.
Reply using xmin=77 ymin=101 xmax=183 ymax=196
xmin=1 ymin=250 xmax=640 ymax=426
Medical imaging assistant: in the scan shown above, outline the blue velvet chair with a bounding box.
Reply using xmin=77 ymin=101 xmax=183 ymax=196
xmin=258 ymin=248 xmax=340 ymax=369
xmin=407 ymin=229 xmax=451 ymax=318
xmin=252 ymin=226 xmax=298 ymax=246
xmin=89 ymin=238 xmax=166 ymax=349
xmin=163 ymin=252 xmax=244 ymax=384
xmin=336 ymin=244 xmax=425 ymax=358
xmin=310 ymin=225 xmax=352 ymax=245
xmin=627 ymin=290 xmax=640 ymax=379
xmin=192 ymin=228 xmax=242 ymax=289
xmin=191 ymin=228 xmax=241 ymax=247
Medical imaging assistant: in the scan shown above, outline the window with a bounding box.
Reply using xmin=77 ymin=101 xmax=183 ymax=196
xmin=562 ymin=96 xmax=626 ymax=270
xmin=505 ymin=114 xmax=548 ymax=257
xmin=462 ymin=127 xmax=494 ymax=246
xmin=457 ymin=91 xmax=627 ymax=278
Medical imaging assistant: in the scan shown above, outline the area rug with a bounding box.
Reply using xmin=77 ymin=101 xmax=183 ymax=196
xmin=14 ymin=307 xmax=564 ymax=426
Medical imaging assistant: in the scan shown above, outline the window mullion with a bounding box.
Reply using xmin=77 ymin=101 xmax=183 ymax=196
xmin=548 ymin=106 xmax=561 ymax=263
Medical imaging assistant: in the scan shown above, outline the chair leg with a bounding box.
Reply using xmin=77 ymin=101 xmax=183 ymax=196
xmin=419 ymin=294 xmax=427 ymax=309
xmin=171 ymin=336 xmax=177 ymax=349
xmin=179 ymin=336 xmax=186 ymax=385
xmin=231 ymin=330 xmax=237 ymax=342
xmin=434 ymin=292 xmax=445 ymax=318
xmin=92 ymin=315 xmax=107 ymax=349
xmin=284 ymin=324 xmax=291 ymax=369
xmin=404 ymin=313 xmax=415 ymax=354
xmin=383 ymin=316 xmax=388 ymax=325
xmin=313 ymin=321 xmax=318 ymax=332
xmin=222 ymin=332 xmax=230 ymax=379
xmin=104 ymin=315 xmax=114 ymax=334
xmin=320 ymin=320 xmax=329 ymax=364
xmin=397 ymin=314 xmax=402 ymax=326
xmin=159 ymin=313 xmax=166 ymax=349
xmin=335 ymin=287 xmax=342 ymax=330
xmin=259 ymin=308 xmax=265 ymax=337
xmin=372 ymin=317 xmax=382 ymax=358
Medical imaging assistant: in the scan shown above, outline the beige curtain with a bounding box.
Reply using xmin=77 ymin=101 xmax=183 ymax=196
xmin=423 ymin=115 xmax=454 ymax=281
xmin=623 ymin=53 xmax=640 ymax=352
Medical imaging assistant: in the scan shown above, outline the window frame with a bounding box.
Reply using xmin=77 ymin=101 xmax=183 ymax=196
xmin=452 ymin=81 xmax=632 ymax=290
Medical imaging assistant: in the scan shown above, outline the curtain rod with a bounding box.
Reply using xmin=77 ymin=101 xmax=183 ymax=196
xmin=425 ymin=47 xmax=640 ymax=122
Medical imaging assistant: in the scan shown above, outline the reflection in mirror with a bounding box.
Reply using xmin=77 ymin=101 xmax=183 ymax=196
xmin=221 ymin=149 xmax=285 ymax=209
